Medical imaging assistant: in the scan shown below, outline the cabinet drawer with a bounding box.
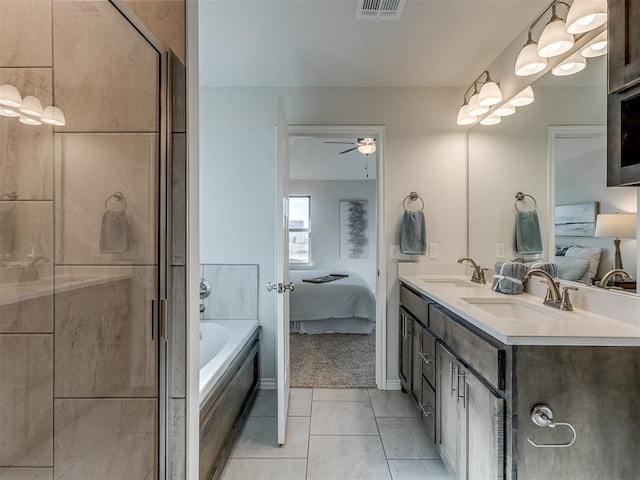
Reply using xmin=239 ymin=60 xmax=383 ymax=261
xmin=400 ymin=284 xmax=429 ymax=326
xmin=429 ymin=305 xmax=504 ymax=390
xmin=421 ymin=327 xmax=436 ymax=388
xmin=420 ymin=381 xmax=436 ymax=443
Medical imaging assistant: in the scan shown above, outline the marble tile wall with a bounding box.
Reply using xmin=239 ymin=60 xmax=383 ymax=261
xmin=0 ymin=1 xmax=52 ymax=67
xmin=0 ymin=468 xmax=52 ymax=480
xmin=201 ymin=264 xmax=260 ymax=320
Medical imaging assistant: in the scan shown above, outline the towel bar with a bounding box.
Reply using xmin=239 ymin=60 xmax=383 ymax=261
xmin=403 ymin=191 xmax=424 ymax=211
xmin=515 ymin=192 xmax=537 ymax=212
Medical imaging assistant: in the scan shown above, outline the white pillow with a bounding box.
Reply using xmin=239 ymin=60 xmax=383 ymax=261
xmin=564 ymin=246 xmax=602 ymax=282
xmin=555 ymin=256 xmax=591 ymax=282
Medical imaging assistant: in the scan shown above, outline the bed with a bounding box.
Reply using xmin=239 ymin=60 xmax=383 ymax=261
xmin=555 ymin=245 xmax=602 ymax=283
xmin=288 ymin=270 xmax=375 ymax=334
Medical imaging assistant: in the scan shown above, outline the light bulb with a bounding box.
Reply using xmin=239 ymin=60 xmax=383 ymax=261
xmin=508 ymin=86 xmax=535 ymax=107
xmin=478 ymin=81 xmax=503 ymax=107
xmin=538 ymin=17 xmax=574 ymax=58
xmin=515 ymin=41 xmax=547 ymax=76
xmin=566 ymin=0 xmax=607 ymax=34
xmin=456 ymin=104 xmax=477 ymax=126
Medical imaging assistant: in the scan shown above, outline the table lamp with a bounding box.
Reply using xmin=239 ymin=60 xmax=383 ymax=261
xmin=594 ymin=213 xmax=637 ymax=281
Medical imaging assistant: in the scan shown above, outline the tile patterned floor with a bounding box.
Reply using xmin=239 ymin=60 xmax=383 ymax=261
xmin=220 ymin=388 xmax=451 ymax=480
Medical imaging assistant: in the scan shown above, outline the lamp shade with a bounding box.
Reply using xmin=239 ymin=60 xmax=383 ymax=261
xmin=456 ymin=104 xmax=477 ymax=125
xmin=0 ymin=107 xmax=20 ymax=117
xmin=0 ymin=83 xmax=22 ymax=108
xmin=41 ymin=106 xmax=66 ymax=126
xmin=479 ymin=114 xmax=501 ymax=126
xmin=515 ymin=42 xmax=547 ymax=76
xmin=19 ymin=115 xmax=42 ymax=126
xmin=19 ymin=95 xmax=43 ymax=117
xmin=566 ymin=0 xmax=607 ymax=34
xmin=537 ymin=17 xmax=574 ymax=58
xmin=552 ymin=51 xmax=587 ymax=76
xmin=468 ymin=93 xmax=489 ymax=116
xmin=581 ymin=30 xmax=607 ymax=58
xmin=508 ymin=86 xmax=535 ymax=107
xmin=357 ymin=143 xmax=376 ymax=155
xmin=494 ymin=103 xmax=516 ymax=116
xmin=594 ymin=213 xmax=637 ymax=239
xmin=478 ymin=81 xmax=502 ymax=107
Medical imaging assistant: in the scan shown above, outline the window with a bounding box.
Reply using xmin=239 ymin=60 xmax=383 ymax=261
xmin=289 ymin=195 xmax=311 ymax=265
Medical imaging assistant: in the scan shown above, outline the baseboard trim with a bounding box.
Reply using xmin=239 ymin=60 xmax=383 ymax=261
xmin=386 ymin=379 xmax=402 ymax=391
xmin=259 ymin=378 xmax=276 ymax=389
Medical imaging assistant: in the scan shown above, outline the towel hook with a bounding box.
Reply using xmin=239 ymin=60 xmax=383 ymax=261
xmin=104 ymin=192 xmax=128 ymax=212
xmin=527 ymin=404 xmax=577 ymax=448
xmin=403 ymin=192 xmax=424 ymax=211
xmin=515 ymin=192 xmax=537 ymax=212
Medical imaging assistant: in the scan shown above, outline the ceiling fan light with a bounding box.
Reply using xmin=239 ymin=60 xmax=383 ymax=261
xmin=537 ymin=17 xmax=574 ymax=58
xmin=566 ymin=0 xmax=607 ymax=34
xmin=468 ymin=93 xmax=489 ymax=116
xmin=456 ymin=104 xmax=477 ymax=125
xmin=480 ymin=114 xmax=501 ymax=126
xmin=581 ymin=30 xmax=608 ymax=58
xmin=41 ymin=105 xmax=66 ymax=126
xmin=19 ymin=95 xmax=43 ymax=117
xmin=552 ymin=52 xmax=587 ymax=76
xmin=494 ymin=103 xmax=516 ymax=116
xmin=508 ymin=86 xmax=535 ymax=107
xmin=357 ymin=144 xmax=376 ymax=155
xmin=515 ymin=42 xmax=547 ymax=76
xmin=478 ymin=81 xmax=502 ymax=107
xmin=0 ymin=83 xmax=22 ymax=108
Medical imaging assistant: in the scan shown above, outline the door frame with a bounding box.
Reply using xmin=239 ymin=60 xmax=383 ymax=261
xmin=288 ymin=125 xmax=387 ymax=390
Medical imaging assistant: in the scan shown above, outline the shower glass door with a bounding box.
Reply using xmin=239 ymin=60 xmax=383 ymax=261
xmin=0 ymin=1 xmax=167 ymax=478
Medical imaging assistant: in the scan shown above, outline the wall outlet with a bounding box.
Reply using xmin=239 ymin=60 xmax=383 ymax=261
xmin=429 ymin=243 xmax=439 ymax=259
xmin=496 ymin=243 xmax=505 ymax=259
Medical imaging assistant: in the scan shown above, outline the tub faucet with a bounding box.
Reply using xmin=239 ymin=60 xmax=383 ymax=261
xmin=19 ymin=256 xmax=49 ymax=283
xmin=598 ymin=269 xmax=631 ymax=288
xmin=457 ymin=257 xmax=488 ymax=284
xmin=526 ymin=268 xmax=576 ymax=311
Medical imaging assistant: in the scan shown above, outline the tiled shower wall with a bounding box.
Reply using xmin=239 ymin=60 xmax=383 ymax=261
xmin=0 ymin=1 xmax=186 ymax=479
xmin=200 ymin=265 xmax=259 ymax=321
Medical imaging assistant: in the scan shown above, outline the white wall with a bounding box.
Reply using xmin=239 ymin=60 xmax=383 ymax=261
xmin=289 ymin=180 xmax=377 ymax=291
xmin=199 ymin=87 xmax=467 ymax=383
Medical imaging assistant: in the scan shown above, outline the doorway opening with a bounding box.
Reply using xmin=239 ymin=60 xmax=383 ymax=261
xmin=287 ymin=126 xmax=386 ymax=389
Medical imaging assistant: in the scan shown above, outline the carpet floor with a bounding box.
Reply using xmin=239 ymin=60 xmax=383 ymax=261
xmin=290 ymin=332 xmax=376 ymax=388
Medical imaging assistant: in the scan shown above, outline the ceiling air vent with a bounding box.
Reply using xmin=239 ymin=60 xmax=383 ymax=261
xmin=355 ymin=0 xmax=406 ymax=20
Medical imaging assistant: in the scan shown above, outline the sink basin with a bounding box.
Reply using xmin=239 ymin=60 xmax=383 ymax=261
xmin=460 ymin=297 xmax=562 ymax=320
xmin=420 ymin=278 xmax=477 ymax=288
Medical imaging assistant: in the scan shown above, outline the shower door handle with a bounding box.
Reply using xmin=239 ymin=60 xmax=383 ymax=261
xmin=159 ymin=298 xmax=168 ymax=342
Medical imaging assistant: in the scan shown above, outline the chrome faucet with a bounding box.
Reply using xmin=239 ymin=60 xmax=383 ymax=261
xmin=19 ymin=256 xmax=49 ymax=283
xmin=457 ymin=257 xmax=488 ymax=284
xmin=526 ymin=268 xmax=577 ymax=311
xmin=597 ymin=269 xmax=631 ymax=288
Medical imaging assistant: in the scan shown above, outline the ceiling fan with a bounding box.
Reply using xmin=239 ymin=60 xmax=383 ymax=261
xmin=324 ymin=137 xmax=376 ymax=155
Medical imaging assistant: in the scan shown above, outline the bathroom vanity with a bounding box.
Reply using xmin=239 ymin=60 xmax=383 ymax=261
xmin=399 ymin=272 xmax=640 ymax=480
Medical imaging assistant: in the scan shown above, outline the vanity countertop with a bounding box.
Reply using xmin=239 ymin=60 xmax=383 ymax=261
xmin=400 ymin=273 xmax=640 ymax=347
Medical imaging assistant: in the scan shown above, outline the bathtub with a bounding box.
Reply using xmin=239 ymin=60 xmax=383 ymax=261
xmin=199 ymin=319 xmax=260 ymax=407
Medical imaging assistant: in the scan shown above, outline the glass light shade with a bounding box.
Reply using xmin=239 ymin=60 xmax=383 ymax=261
xmin=494 ymin=103 xmax=516 ymax=116
xmin=456 ymin=104 xmax=477 ymax=125
xmin=566 ymin=0 xmax=607 ymax=34
xmin=478 ymin=81 xmax=503 ymax=107
xmin=508 ymin=86 xmax=535 ymax=107
xmin=19 ymin=115 xmax=42 ymax=126
xmin=581 ymin=30 xmax=607 ymax=58
xmin=41 ymin=106 xmax=66 ymax=126
xmin=594 ymin=213 xmax=637 ymax=239
xmin=480 ymin=114 xmax=501 ymax=126
xmin=515 ymin=42 xmax=547 ymax=76
xmin=537 ymin=18 xmax=574 ymax=57
xmin=0 ymin=107 xmax=20 ymax=117
xmin=19 ymin=95 xmax=43 ymax=117
xmin=468 ymin=93 xmax=489 ymax=116
xmin=552 ymin=52 xmax=587 ymax=76
xmin=357 ymin=144 xmax=376 ymax=155
xmin=0 ymin=83 xmax=22 ymax=108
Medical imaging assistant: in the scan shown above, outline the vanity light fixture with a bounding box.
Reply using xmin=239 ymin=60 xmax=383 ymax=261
xmin=19 ymin=95 xmax=43 ymax=117
xmin=565 ymin=0 xmax=607 ymax=34
xmin=494 ymin=103 xmax=516 ymax=116
xmin=41 ymin=106 xmax=66 ymax=126
xmin=468 ymin=91 xmax=489 ymax=117
xmin=456 ymin=103 xmax=477 ymax=126
xmin=0 ymin=84 xmax=22 ymax=107
xmin=515 ymin=39 xmax=547 ymax=76
xmin=537 ymin=2 xmax=574 ymax=58
xmin=478 ymin=77 xmax=503 ymax=107
xmin=551 ymin=51 xmax=587 ymax=76
xmin=0 ymin=83 xmax=66 ymax=127
xmin=19 ymin=115 xmax=42 ymax=126
xmin=457 ymin=71 xmax=506 ymax=125
xmin=508 ymin=86 xmax=535 ymax=107
xmin=581 ymin=29 xmax=607 ymax=58
xmin=0 ymin=107 xmax=20 ymax=117
xmin=480 ymin=114 xmax=502 ymax=126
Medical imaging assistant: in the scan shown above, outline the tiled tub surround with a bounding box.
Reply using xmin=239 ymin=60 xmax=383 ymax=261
xmin=200 ymin=264 xmax=259 ymax=321
xmin=397 ymin=262 xmax=640 ymax=479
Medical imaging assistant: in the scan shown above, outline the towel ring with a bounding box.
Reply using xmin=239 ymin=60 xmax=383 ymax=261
xmin=104 ymin=192 xmax=128 ymax=212
xmin=515 ymin=192 xmax=537 ymax=212
xmin=403 ymin=192 xmax=424 ymax=211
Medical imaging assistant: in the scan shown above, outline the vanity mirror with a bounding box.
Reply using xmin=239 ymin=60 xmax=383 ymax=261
xmin=468 ymin=53 xmax=639 ymax=294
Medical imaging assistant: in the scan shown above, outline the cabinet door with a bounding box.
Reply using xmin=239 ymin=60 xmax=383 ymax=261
xmin=436 ymin=343 xmax=463 ymax=479
xmin=462 ymin=368 xmax=504 ymax=480
xmin=411 ymin=320 xmax=422 ymax=403
xmin=399 ymin=309 xmax=412 ymax=392
xmin=609 ymin=0 xmax=640 ymax=92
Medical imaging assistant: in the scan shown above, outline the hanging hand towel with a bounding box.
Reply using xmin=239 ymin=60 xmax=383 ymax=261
xmin=491 ymin=261 xmax=529 ymax=295
xmin=400 ymin=210 xmax=426 ymax=255
xmin=100 ymin=193 xmax=130 ymax=254
xmin=514 ymin=210 xmax=543 ymax=255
